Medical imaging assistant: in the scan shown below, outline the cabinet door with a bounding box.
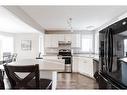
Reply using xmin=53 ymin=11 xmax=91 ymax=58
xmin=71 ymin=34 xmax=81 ymax=48
xmin=84 ymin=58 xmax=93 ymax=77
xmin=51 ymin=34 xmax=65 ymax=47
xmin=78 ymin=57 xmax=93 ymax=77
xmin=58 ymin=34 xmax=64 ymax=42
xmin=76 ymin=34 xmax=81 ymax=47
xmin=73 ymin=57 xmax=79 ymax=72
xmin=51 ymin=35 xmax=58 ymax=47
xmin=44 ymin=35 xmax=51 ymax=47
xmin=45 ymin=34 xmax=65 ymax=48
xmin=78 ymin=58 xmax=85 ymax=73
xmin=64 ymin=34 xmax=72 ymax=42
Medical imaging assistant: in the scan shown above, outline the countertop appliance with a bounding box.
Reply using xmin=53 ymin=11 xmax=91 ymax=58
xmin=95 ymin=17 xmax=127 ymax=89
xmin=58 ymin=49 xmax=72 ymax=73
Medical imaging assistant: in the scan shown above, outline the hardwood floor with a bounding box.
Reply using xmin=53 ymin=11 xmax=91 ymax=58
xmin=57 ymin=73 xmax=98 ymax=89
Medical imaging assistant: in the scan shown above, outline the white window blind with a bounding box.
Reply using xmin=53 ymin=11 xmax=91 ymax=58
xmin=81 ymin=33 xmax=94 ymax=53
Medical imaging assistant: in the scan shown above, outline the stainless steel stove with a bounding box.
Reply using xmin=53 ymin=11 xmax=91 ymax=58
xmin=57 ymin=49 xmax=72 ymax=73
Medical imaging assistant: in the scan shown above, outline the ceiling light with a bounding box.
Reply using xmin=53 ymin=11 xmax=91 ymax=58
xmin=67 ymin=18 xmax=73 ymax=32
xmin=122 ymin=21 xmax=126 ymax=25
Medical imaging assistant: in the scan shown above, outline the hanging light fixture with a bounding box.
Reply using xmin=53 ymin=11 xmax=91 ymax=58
xmin=67 ymin=17 xmax=73 ymax=32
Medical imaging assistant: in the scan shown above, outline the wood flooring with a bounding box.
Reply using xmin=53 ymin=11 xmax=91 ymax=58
xmin=57 ymin=73 xmax=98 ymax=89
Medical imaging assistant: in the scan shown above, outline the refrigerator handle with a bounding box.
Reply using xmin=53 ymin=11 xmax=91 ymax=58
xmin=104 ymin=29 xmax=108 ymax=71
xmin=109 ymin=28 xmax=113 ymax=72
xmin=107 ymin=29 xmax=110 ymax=71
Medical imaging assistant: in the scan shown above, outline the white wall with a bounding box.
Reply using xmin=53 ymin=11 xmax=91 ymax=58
xmin=14 ymin=33 xmax=44 ymax=60
xmin=0 ymin=31 xmax=45 ymax=60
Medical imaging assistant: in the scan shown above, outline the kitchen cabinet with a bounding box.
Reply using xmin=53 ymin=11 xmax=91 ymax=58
xmin=44 ymin=34 xmax=64 ymax=48
xmin=44 ymin=34 xmax=52 ymax=47
xmin=43 ymin=54 xmax=95 ymax=78
xmin=51 ymin=35 xmax=59 ymax=47
xmin=72 ymin=57 xmax=79 ymax=72
xmin=43 ymin=55 xmax=58 ymax=60
xmin=64 ymin=34 xmax=81 ymax=48
xmin=78 ymin=57 xmax=94 ymax=78
xmin=44 ymin=34 xmax=81 ymax=48
xmin=72 ymin=56 xmax=94 ymax=78
xmin=43 ymin=55 xmax=64 ymax=64
xmin=71 ymin=34 xmax=81 ymax=48
xmin=64 ymin=34 xmax=72 ymax=42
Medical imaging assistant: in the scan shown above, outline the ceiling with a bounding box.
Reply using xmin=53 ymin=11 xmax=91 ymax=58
xmin=20 ymin=6 xmax=127 ymax=31
xmin=0 ymin=6 xmax=40 ymax=33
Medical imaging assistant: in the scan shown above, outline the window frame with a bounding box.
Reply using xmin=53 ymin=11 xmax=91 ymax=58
xmin=81 ymin=32 xmax=95 ymax=54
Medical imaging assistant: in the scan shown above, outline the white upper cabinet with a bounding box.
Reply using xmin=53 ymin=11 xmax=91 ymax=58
xmin=44 ymin=34 xmax=81 ymax=48
xmin=44 ymin=34 xmax=52 ymax=48
xmin=71 ymin=34 xmax=81 ymax=48
xmin=57 ymin=34 xmax=65 ymax=42
xmin=51 ymin=35 xmax=58 ymax=47
xmin=44 ymin=34 xmax=64 ymax=48
xmin=64 ymin=34 xmax=72 ymax=42
xmin=64 ymin=34 xmax=81 ymax=48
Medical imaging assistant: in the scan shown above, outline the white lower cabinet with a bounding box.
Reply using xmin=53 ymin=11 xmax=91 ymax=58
xmin=43 ymin=55 xmax=58 ymax=60
xmin=72 ymin=57 xmax=79 ymax=72
xmin=43 ymin=55 xmax=65 ymax=65
xmin=73 ymin=56 xmax=94 ymax=78
xmin=79 ymin=57 xmax=94 ymax=78
xmin=43 ymin=55 xmax=94 ymax=78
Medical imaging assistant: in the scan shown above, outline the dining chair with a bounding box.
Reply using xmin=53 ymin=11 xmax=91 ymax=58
xmin=4 ymin=64 xmax=52 ymax=89
xmin=0 ymin=69 xmax=5 ymax=89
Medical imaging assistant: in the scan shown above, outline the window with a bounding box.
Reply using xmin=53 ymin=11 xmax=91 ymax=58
xmin=81 ymin=33 xmax=94 ymax=53
xmin=0 ymin=35 xmax=14 ymax=59
xmin=124 ymin=39 xmax=127 ymax=56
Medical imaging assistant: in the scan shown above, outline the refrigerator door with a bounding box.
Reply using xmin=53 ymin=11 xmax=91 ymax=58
xmin=98 ymin=17 xmax=127 ymax=89
xmin=108 ymin=28 xmax=113 ymax=72
xmin=104 ymin=28 xmax=113 ymax=72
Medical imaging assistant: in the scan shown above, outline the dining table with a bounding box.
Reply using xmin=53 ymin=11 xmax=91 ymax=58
xmin=0 ymin=59 xmax=65 ymax=90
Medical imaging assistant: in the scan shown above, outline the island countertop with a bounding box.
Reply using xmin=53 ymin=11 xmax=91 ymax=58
xmin=5 ymin=59 xmax=65 ymax=72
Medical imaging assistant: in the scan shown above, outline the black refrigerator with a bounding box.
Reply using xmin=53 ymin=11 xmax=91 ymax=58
xmin=95 ymin=17 xmax=127 ymax=89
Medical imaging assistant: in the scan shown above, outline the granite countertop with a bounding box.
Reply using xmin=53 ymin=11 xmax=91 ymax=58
xmin=43 ymin=53 xmax=99 ymax=60
xmin=119 ymin=58 xmax=127 ymax=63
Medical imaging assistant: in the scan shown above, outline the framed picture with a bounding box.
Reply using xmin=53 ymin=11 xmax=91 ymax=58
xmin=21 ymin=40 xmax=32 ymax=50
